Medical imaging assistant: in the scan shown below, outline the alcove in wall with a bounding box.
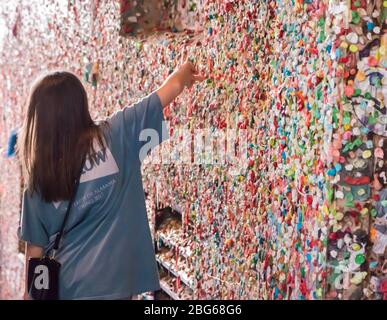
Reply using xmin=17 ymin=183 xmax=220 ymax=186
xmin=120 ymin=0 xmax=204 ymax=36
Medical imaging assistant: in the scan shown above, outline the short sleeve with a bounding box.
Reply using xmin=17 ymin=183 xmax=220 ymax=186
xmin=18 ymin=190 xmax=49 ymax=247
xmin=107 ymin=92 xmax=169 ymax=162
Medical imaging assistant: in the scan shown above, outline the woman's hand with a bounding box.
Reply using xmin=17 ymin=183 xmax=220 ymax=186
xmin=175 ymin=60 xmax=206 ymax=89
xmin=156 ymin=59 xmax=206 ymax=108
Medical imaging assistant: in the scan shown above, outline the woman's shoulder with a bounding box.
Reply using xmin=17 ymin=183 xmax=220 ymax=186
xmin=22 ymin=188 xmax=55 ymax=211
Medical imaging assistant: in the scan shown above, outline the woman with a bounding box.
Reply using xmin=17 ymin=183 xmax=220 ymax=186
xmin=18 ymin=60 xmax=205 ymax=300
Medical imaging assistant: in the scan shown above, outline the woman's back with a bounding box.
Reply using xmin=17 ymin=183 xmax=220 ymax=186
xmin=19 ymin=92 xmax=166 ymax=299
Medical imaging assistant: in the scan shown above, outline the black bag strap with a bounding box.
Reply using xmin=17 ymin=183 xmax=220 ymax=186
xmin=51 ymin=155 xmax=85 ymax=257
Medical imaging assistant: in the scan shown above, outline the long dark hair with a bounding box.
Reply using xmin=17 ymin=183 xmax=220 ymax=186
xmin=18 ymin=71 xmax=106 ymax=202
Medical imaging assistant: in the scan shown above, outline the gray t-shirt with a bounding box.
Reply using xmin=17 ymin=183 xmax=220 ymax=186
xmin=18 ymin=92 xmax=167 ymax=300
